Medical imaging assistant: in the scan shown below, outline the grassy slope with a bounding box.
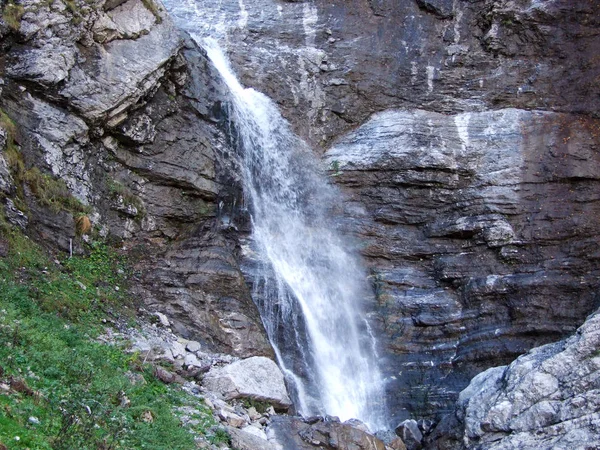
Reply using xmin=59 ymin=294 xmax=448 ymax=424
xmin=0 ymin=229 xmax=222 ymax=449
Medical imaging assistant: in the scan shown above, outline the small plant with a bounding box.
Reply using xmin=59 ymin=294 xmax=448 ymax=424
xmin=0 ymin=227 xmax=205 ymax=448
xmin=141 ymin=0 xmax=163 ymax=24
xmin=107 ymin=177 xmax=146 ymax=219
xmin=23 ymin=167 xmax=91 ymax=215
xmin=241 ymin=397 xmax=271 ymax=414
xmin=1 ymin=1 xmax=25 ymax=32
xmin=329 ymin=159 xmax=342 ymax=177
xmin=207 ymin=427 xmax=230 ymax=445
xmin=75 ymin=214 xmax=92 ymax=235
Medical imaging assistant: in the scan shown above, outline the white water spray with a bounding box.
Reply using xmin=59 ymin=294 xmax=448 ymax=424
xmin=203 ymin=39 xmax=386 ymax=429
xmin=161 ymin=0 xmax=387 ymax=428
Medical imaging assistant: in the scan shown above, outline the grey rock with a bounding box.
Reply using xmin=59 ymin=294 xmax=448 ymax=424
xmin=394 ymin=420 xmax=422 ymax=450
xmin=427 ymin=307 xmax=600 ymax=449
xmin=4 ymin=198 xmax=28 ymax=230
xmin=415 ymin=0 xmax=454 ymax=19
xmin=153 ymin=311 xmax=170 ymax=327
xmin=170 ymin=341 xmax=186 ymax=359
xmin=323 ymin=107 xmax=600 ymax=420
xmin=186 ymin=340 xmax=201 ymax=353
xmin=228 ymin=426 xmax=276 ymax=450
xmin=267 ymin=416 xmax=387 ymax=450
xmin=6 ymin=46 xmax=76 ymax=85
xmin=115 ymin=113 xmax=157 ymax=145
xmin=203 ymin=356 xmax=292 ymax=410
xmin=59 ymin=8 xmax=181 ymax=121
xmin=183 ymin=352 xmax=201 ymax=368
xmin=107 ymin=0 xmax=157 ymax=39
xmin=0 ymin=127 xmax=14 ymax=195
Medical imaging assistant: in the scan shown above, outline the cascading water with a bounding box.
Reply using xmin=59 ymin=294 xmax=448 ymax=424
xmin=162 ymin=1 xmax=387 ymax=430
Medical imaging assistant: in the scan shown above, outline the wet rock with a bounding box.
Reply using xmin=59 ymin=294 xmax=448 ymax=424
xmin=268 ymin=416 xmax=387 ymax=450
xmin=228 ymin=426 xmax=276 ymax=450
xmin=394 ymin=420 xmax=422 ymax=450
xmin=203 ymin=356 xmax=292 ymax=411
xmin=415 ymin=0 xmax=453 ymax=19
xmin=427 ymin=307 xmax=600 ymax=449
xmin=324 ymin=108 xmax=600 ymax=420
xmin=387 ymin=437 xmax=407 ymax=450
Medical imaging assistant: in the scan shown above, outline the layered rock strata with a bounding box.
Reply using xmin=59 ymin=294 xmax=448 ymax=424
xmin=426 ymin=307 xmax=600 ymax=449
xmin=325 ymin=108 xmax=600 ymax=420
xmin=0 ymin=0 xmax=271 ymax=357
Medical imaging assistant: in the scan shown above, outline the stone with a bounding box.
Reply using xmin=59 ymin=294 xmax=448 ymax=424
xmin=186 ymin=340 xmax=201 ymax=353
xmin=107 ymin=0 xmax=157 ymax=39
xmin=415 ymin=0 xmax=454 ymax=19
xmin=170 ymin=341 xmax=186 ymax=359
xmin=202 ymin=357 xmax=292 ymax=411
xmin=153 ymin=312 xmax=170 ymax=328
xmin=267 ymin=416 xmax=387 ymax=450
xmin=228 ymin=426 xmax=276 ymax=450
xmin=241 ymin=425 xmax=268 ymax=440
xmin=219 ymin=409 xmax=248 ymax=428
xmin=115 ymin=113 xmax=157 ymax=145
xmin=58 ymin=7 xmax=182 ymax=121
xmin=183 ymin=352 xmax=201 ymax=368
xmin=394 ymin=420 xmax=422 ymax=450
xmin=387 ymin=437 xmax=407 ymax=450
xmin=427 ymin=307 xmax=600 ymax=449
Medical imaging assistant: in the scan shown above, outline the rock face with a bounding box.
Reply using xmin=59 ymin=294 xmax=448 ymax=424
xmin=203 ymin=356 xmax=292 ymax=411
xmin=162 ymin=0 xmax=600 ymax=422
xmin=2 ymin=0 xmax=600 ymax=433
xmin=426 ymin=307 xmax=600 ymax=449
xmin=325 ymin=108 xmax=600 ymax=420
xmin=0 ymin=0 xmax=270 ymax=357
xmin=165 ymin=0 xmax=600 ymax=147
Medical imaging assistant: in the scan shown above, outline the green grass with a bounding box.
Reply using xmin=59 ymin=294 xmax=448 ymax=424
xmin=0 ymin=228 xmax=218 ymax=449
xmin=1 ymin=1 xmax=25 ymax=32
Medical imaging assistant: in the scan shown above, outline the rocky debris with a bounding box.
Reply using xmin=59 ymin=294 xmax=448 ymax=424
xmin=203 ymin=356 xmax=292 ymax=411
xmin=137 ymin=228 xmax=273 ymax=358
xmin=395 ymin=420 xmax=423 ymax=450
xmin=324 ymin=107 xmax=600 ymax=420
xmin=267 ymin=415 xmax=389 ymax=450
xmin=427 ymin=307 xmax=600 ymax=450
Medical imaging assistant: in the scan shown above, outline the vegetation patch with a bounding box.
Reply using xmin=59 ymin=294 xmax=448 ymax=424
xmin=1 ymin=1 xmax=25 ymax=32
xmin=0 ymin=227 xmax=217 ymax=448
xmin=24 ymin=168 xmax=91 ymax=215
xmin=107 ymin=178 xmax=146 ymax=219
xmin=141 ymin=0 xmax=163 ymax=24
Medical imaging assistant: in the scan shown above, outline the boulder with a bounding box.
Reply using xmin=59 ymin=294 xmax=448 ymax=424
xmin=267 ymin=416 xmax=387 ymax=450
xmin=203 ymin=356 xmax=292 ymax=411
xmin=228 ymin=426 xmax=276 ymax=450
xmin=394 ymin=420 xmax=422 ymax=450
xmin=427 ymin=307 xmax=600 ymax=449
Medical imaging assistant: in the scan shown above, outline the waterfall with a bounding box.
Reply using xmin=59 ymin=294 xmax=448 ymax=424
xmin=162 ymin=1 xmax=387 ymax=430
xmin=206 ymin=40 xmax=387 ymax=430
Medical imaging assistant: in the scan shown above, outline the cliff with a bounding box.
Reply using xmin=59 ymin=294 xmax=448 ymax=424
xmin=1 ymin=0 xmax=599 ymax=448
